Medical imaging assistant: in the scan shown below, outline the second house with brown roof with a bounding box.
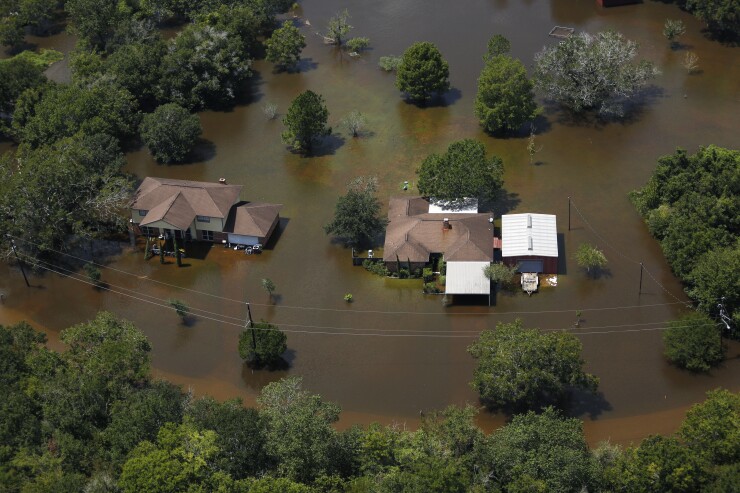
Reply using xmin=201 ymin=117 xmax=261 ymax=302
xmin=131 ymin=177 xmax=282 ymax=247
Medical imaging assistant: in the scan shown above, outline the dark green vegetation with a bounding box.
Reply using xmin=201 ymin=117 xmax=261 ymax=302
xmin=396 ymin=41 xmax=450 ymax=102
xmin=630 ymin=146 xmax=739 ymax=325
xmin=1 ymin=314 xmax=737 ymax=492
xmin=266 ymin=20 xmax=306 ymax=70
xmin=685 ymin=0 xmax=739 ymax=41
xmin=475 ymin=36 xmax=539 ymax=134
xmin=239 ymin=321 xmax=288 ymax=367
xmin=140 ymin=103 xmax=202 ymax=163
xmin=282 ymin=90 xmax=331 ymax=152
xmin=534 ymin=30 xmax=658 ymax=116
xmin=664 ymin=312 xmax=725 ymax=372
xmin=468 ymin=320 xmax=599 ymax=411
xmin=416 ymin=139 xmax=504 ymax=206
xmin=0 ymin=0 xmax=56 ymax=49
xmin=324 ymin=176 xmax=386 ymax=247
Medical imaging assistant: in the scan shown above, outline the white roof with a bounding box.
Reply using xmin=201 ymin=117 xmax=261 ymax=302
xmin=501 ymin=213 xmax=558 ymax=258
xmin=445 ymin=261 xmax=491 ymax=295
xmin=428 ymin=197 xmax=479 ymax=214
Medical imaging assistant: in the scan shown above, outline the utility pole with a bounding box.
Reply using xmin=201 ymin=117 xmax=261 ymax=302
xmin=246 ymin=302 xmax=256 ymax=351
xmin=638 ymin=262 xmax=643 ymax=295
xmin=568 ymin=196 xmax=571 ymax=231
xmin=7 ymin=236 xmax=30 ymax=287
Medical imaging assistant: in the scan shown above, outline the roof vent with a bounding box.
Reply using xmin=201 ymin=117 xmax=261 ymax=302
xmin=443 ymin=218 xmax=451 ymax=230
xmin=527 ymin=214 xmax=532 ymax=228
xmin=218 ymin=178 xmax=227 ymax=184
xmin=528 ymin=236 xmax=533 ymax=251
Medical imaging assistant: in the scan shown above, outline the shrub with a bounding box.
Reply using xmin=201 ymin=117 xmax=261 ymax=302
xmin=346 ymin=37 xmax=370 ymax=52
xmin=664 ymin=313 xmax=724 ymax=372
xmin=423 ymin=282 xmax=441 ymax=294
xmin=398 ymin=268 xmax=410 ymax=279
xmin=363 ymin=259 xmax=390 ymax=277
xmin=378 ymin=55 xmax=402 ymax=72
xmin=422 ymin=267 xmax=434 ymax=282
xmin=343 ymin=293 xmax=353 ymax=302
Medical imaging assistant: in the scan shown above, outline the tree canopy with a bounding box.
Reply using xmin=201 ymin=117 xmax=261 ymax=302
xmin=266 ymin=20 xmax=306 ymax=70
xmin=664 ymin=312 xmax=724 ymax=372
xmin=324 ymin=176 xmax=386 ymax=247
xmin=281 ymin=90 xmax=330 ymax=152
xmin=468 ymin=319 xmax=599 ymax=411
xmin=685 ymin=0 xmax=739 ymax=41
xmin=416 ymin=138 xmax=504 ymax=206
xmin=140 ymin=103 xmax=202 ymax=163
xmin=534 ymin=30 xmax=658 ymax=116
xmin=475 ymin=53 xmax=539 ymax=134
xmin=239 ymin=321 xmax=288 ymax=367
xmin=396 ymin=42 xmax=450 ymax=102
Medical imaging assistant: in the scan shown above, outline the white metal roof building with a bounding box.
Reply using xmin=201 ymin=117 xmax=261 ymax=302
xmin=445 ymin=261 xmax=491 ymax=301
xmin=501 ymin=213 xmax=558 ymax=258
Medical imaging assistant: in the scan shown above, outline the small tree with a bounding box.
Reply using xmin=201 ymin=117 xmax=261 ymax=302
xmin=265 ymin=21 xmax=306 ymax=70
xmin=378 ymin=55 xmax=402 ymax=72
xmin=140 ymin=104 xmax=202 ymax=163
xmin=238 ymin=321 xmax=287 ymax=367
xmin=663 ymin=19 xmax=686 ymax=48
xmin=663 ymin=313 xmax=724 ymax=372
xmin=326 ymin=9 xmax=352 ymax=45
xmin=475 ymin=54 xmax=540 ymax=134
xmin=416 ymin=139 xmax=504 ymax=206
xmin=575 ymin=243 xmax=607 ymax=275
xmin=683 ymin=52 xmax=700 ymax=74
xmin=468 ymin=320 xmax=598 ymax=411
xmin=324 ymin=176 xmax=386 ymax=246
xmin=261 ymin=278 xmax=276 ymax=301
xmin=396 ymin=42 xmax=450 ymax=102
xmin=262 ymin=102 xmax=278 ymax=120
xmin=526 ymin=126 xmax=543 ymax=164
xmin=483 ymin=262 xmax=517 ymax=287
xmin=345 ymin=37 xmax=370 ymax=53
xmin=281 ymin=90 xmax=330 ymax=152
xmin=84 ymin=262 xmax=101 ymax=285
xmin=483 ymin=34 xmax=511 ymax=62
xmin=168 ymin=299 xmax=189 ymax=320
xmin=341 ymin=110 xmax=366 ymax=137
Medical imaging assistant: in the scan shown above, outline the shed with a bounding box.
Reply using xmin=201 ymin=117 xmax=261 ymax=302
xmin=501 ymin=213 xmax=558 ymax=274
xmin=445 ymin=261 xmax=491 ymax=303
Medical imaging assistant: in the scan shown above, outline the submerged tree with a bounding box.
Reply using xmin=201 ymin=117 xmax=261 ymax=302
xmin=168 ymin=299 xmax=189 ymax=320
xmin=663 ymin=313 xmax=724 ymax=372
xmin=239 ymin=321 xmax=287 ymax=367
xmin=341 ymin=110 xmax=367 ymax=137
xmin=663 ymin=19 xmax=686 ymax=48
xmin=266 ymin=20 xmax=306 ymax=70
xmin=140 ymin=104 xmax=202 ymax=163
xmin=396 ymin=42 xmax=450 ymax=102
xmin=325 ymin=9 xmax=352 ymax=45
xmin=416 ymin=139 xmax=504 ymax=206
xmin=468 ymin=319 xmax=599 ymax=411
xmin=483 ymin=34 xmax=511 ymax=62
xmin=575 ymin=243 xmax=608 ymax=275
xmin=534 ymin=30 xmax=658 ymax=116
xmin=281 ymin=90 xmax=330 ymax=152
xmin=324 ymin=176 xmax=386 ymax=247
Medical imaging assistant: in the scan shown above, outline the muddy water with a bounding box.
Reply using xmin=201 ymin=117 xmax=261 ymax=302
xmin=2 ymin=0 xmax=739 ymax=445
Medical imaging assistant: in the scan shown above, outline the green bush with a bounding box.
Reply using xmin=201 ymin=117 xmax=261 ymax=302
xmin=378 ymin=55 xmax=401 ymax=72
xmin=362 ymin=259 xmax=389 ymax=277
xmin=664 ymin=313 xmax=724 ymax=372
xmin=422 ymin=267 xmax=434 ymax=282
xmin=346 ymin=37 xmax=370 ymax=52
xmin=423 ymin=282 xmax=441 ymax=294
xmin=398 ymin=268 xmax=409 ymax=279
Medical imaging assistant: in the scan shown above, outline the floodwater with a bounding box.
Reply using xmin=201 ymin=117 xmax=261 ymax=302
xmin=2 ymin=0 xmax=739 ymax=445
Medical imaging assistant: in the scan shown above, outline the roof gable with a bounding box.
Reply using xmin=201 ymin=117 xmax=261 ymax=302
xmin=224 ymin=202 xmax=282 ymax=237
xmin=131 ymin=177 xmax=242 ymax=219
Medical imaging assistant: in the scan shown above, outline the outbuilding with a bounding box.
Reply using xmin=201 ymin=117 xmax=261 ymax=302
xmin=501 ymin=213 xmax=558 ymax=274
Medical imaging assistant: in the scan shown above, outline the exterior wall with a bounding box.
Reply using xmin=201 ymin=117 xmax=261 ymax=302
xmin=503 ymin=255 xmax=558 ymax=274
xmin=131 ymin=209 xmax=148 ymax=224
xmin=384 ymin=261 xmax=428 ymax=273
xmin=192 ymin=217 xmax=226 ymax=233
xmin=135 ymin=219 xmax=196 ymax=239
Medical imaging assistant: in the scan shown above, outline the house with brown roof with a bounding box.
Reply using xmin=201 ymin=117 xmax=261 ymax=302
xmin=131 ymin=177 xmax=282 ymax=246
xmin=383 ymin=196 xmax=494 ymax=299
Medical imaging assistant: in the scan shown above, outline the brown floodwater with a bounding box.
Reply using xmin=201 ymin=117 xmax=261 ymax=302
xmin=2 ymin=0 xmax=739 ymax=446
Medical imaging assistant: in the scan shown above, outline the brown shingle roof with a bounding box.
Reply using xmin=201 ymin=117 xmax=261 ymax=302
xmin=383 ymin=196 xmax=493 ymax=263
xmin=140 ymin=192 xmax=196 ymax=230
xmin=224 ymin=202 xmax=282 ymax=237
xmin=131 ymin=177 xmax=243 ymax=219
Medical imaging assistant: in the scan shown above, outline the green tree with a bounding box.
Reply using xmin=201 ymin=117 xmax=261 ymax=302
xmin=106 ymin=39 xmax=167 ymax=110
xmin=83 ymin=262 xmax=101 ymax=285
xmin=345 ymin=37 xmax=370 ymax=53
xmin=325 ymin=9 xmax=352 ymax=45
xmin=664 ymin=313 xmax=724 ymax=372
xmin=468 ymin=320 xmax=599 ymax=411
xmin=0 ymin=56 xmax=46 ymax=133
xmin=416 ymin=138 xmax=504 ymax=206
xmin=678 ymin=389 xmax=740 ymax=466
xmin=266 ymin=21 xmax=306 ymax=70
xmin=663 ymin=19 xmax=686 ymax=47
xmin=261 ymin=278 xmax=276 ymax=300
xmin=686 ymin=0 xmax=739 ymax=40
xmin=258 ymin=377 xmax=343 ymax=483
xmin=65 ymin=0 xmax=126 ymax=50
xmin=687 ymin=244 xmax=740 ymax=316
xmin=324 ymin=176 xmax=386 ymax=247
xmin=534 ymin=30 xmax=658 ymax=116
xmin=483 ymin=262 xmax=517 ymax=286
xmin=575 ymin=243 xmax=608 ymax=275
xmin=239 ymin=321 xmax=287 ymax=367
xmin=483 ymin=408 xmax=595 ymax=493
xmin=475 ymin=54 xmax=540 ymax=134
xmin=483 ymin=34 xmax=511 ymax=62
xmin=281 ymin=90 xmax=330 ymax=152
xmin=1 ymin=0 xmax=57 ymax=48
xmin=396 ymin=42 xmax=450 ymax=102
xmin=168 ymin=299 xmax=189 ymax=320
xmin=163 ymin=23 xmax=252 ymax=110
xmin=140 ymin=103 xmax=202 ymax=163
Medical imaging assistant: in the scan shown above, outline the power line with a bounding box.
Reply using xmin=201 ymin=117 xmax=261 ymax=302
xmin=16 ymin=255 xmax=716 ymax=339
xmin=8 ymin=234 xmax=690 ymax=317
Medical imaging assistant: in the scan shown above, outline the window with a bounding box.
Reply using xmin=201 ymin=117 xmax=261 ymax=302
xmin=140 ymin=226 xmax=157 ymax=236
xmin=202 ymin=230 xmax=214 ymax=241
xmin=196 ymin=216 xmax=210 ymax=223
xmin=138 ymin=209 xmax=148 ymax=216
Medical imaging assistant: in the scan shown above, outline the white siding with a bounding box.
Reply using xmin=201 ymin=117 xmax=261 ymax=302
xmin=445 ymin=261 xmax=491 ymax=295
xmin=501 ymin=214 xmax=558 ymax=258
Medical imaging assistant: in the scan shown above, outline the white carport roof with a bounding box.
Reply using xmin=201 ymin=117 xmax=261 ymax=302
xmin=445 ymin=261 xmax=491 ymax=295
xmin=501 ymin=213 xmax=558 ymax=258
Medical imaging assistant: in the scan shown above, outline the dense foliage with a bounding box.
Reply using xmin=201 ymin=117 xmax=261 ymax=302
xmin=238 ymin=321 xmax=288 ymax=367
xmin=140 ymin=103 xmax=202 ymax=163
xmin=482 ymin=262 xmax=517 ymax=286
xmin=396 ymin=42 xmax=450 ymax=102
xmin=324 ymin=176 xmax=386 ymax=247
xmin=475 ymin=52 xmax=539 ymax=134
xmin=630 ymin=146 xmax=739 ymax=323
xmin=281 ymin=90 xmax=330 ymax=152
xmin=468 ymin=320 xmax=599 ymax=411
xmin=685 ymin=0 xmax=739 ymax=41
xmin=575 ymin=243 xmax=608 ymax=275
xmin=534 ymin=30 xmax=658 ymax=116
xmin=0 ymin=55 xmax=45 ymax=134
xmin=1 ymin=313 xmax=736 ymax=492
xmin=663 ymin=312 xmax=725 ymax=372
xmin=416 ymin=138 xmax=504 ymax=206
xmin=0 ymin=0 xmax=56 ymax=49
xmin=266 ymin=20 xmax=306 ymax=70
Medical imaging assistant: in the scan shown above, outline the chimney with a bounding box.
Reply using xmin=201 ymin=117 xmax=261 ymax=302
xmin=218 ymin=178 xmax=227 ymax=184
